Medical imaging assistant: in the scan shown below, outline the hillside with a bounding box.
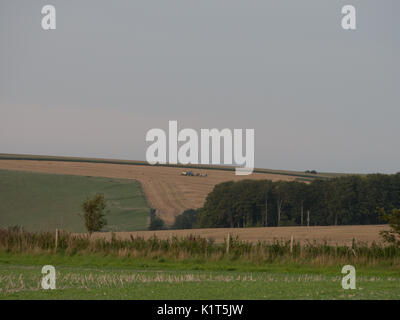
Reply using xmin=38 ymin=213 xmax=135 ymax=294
xmin=0 ymin=170 xmax=149 ymax=232
xmin=0 ymin=154 xmax=324 ymax=224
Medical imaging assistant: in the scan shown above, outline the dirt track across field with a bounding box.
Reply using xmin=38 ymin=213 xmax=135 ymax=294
xmin=0 ymin=160 xmax=296 ymax=224
xmin=94 ymin=225 xmax=389 ymax=246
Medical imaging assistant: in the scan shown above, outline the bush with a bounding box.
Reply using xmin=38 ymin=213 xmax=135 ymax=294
xmin=172 ymin=209 xmax=197 ymax=230
xmin=81 ymin=193 xmax=108 ymax=235
xmin=379 ymin=208 xmax=400 ymax=246
xmin=149 ymin=216 xmax=165 ymax=230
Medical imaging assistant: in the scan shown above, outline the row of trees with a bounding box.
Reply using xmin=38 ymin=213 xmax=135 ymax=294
xmin=78 ymin=182 xmax=400 ymax=245
xmin=196 ymin=173 xmax=400 ymax=228
xmin=79 ymin=173 xmax=400 ymax=232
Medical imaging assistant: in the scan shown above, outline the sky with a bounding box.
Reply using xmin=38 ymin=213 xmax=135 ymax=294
xmin=0 ymin=0 xmax=399 ymax=173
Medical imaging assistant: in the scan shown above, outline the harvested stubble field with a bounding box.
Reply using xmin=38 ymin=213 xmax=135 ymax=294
xmin=0 ymin=159 xmax=296 ymax=224
xmin=94 ymin=225 xmax=390 ymax=246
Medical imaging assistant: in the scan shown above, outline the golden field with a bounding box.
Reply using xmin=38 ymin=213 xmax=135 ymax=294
xmin=94 ymin=225 xmax=389 ymax=245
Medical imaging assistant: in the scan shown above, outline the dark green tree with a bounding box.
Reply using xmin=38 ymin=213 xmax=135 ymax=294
xmin=196 ymin=173 xmax=400 ymax=229
xmin=172 ymin=209 xmax=197 ymax=229
xmin=149 ymin=216 xmax=165 ymax=230
xmin=379 ymin=208 xmax=400 ymax=246
xmin=81 ymin=193 xmax=107 ymax=235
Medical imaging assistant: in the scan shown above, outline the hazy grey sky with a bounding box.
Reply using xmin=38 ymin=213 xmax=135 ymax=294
xmin=0 ymin=1 xmax=399 ymax=173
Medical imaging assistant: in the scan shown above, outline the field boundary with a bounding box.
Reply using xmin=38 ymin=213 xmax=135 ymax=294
xmin=0 ymin=153 xmax=334 ymax=180
xmin=93 ymin=224 xmax=390 ymax=245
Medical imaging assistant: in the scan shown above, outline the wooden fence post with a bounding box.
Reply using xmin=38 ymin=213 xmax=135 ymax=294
xmin=55 ymin=228 xmax=59 ymax=250
xmin=299 ymin=242 xmax=302 ymax=257
xmin=290 ymin=235 xmax=294 ymax=254
xmin=351 ymin=238 xmax=357 ymax=257
xmin=226 ymin=233 xmax=231 ymax=254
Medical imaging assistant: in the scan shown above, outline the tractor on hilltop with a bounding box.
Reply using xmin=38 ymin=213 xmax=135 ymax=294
xmin=181 ymin=171 xmax=207 ymax=177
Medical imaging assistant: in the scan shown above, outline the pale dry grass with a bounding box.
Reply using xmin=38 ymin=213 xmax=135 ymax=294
xmin=94 ymin=225 xmax=390 ymax=246
xmin=1 ymin=270 xmax=399 ymax=294
xmin=0 ymin=160 xmax=295 ymax=224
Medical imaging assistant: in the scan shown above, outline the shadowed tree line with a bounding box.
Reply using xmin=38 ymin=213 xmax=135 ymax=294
xmin=196 ymin=173 xmax=400 ymax=228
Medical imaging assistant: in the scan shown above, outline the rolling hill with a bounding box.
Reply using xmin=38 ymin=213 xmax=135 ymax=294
xmin=0 ymin=153 xmax=328 ymax=224
xmin=0 ymin=170 xmax=149 ymax=232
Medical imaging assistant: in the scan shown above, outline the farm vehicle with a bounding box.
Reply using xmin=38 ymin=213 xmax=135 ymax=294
xmin=181 ymin=171 xmax=207 ymax=177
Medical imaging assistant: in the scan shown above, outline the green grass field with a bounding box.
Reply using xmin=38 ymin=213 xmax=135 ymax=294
xmin=0 ymin=254 xmax=399 ymax=299
xmin=0 ymin=170 xmax=150 ymax=232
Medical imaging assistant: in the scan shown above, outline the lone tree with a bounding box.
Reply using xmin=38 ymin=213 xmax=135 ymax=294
xmin=379 ymin=208 xmax=400 ymax=246
xmin=149 ymin=216 xmax=165 ymax=230
xmin=82 ymin=193 xmax=108 ymax=235
xmin=172 ymin=209 xmax=197 ymax=229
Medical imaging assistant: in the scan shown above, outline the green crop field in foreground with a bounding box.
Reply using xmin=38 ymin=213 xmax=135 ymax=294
xmin=0 ymin=170 xmax=150 ymax=232
xmin=0 ymin=253 xmax=399 ymax=300
xmin=1 ymin=264 xmax=399 ymax=300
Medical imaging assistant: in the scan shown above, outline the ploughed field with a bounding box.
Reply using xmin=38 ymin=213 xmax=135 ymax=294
xmin=0 ymin=159 xmax=297 ymax=224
